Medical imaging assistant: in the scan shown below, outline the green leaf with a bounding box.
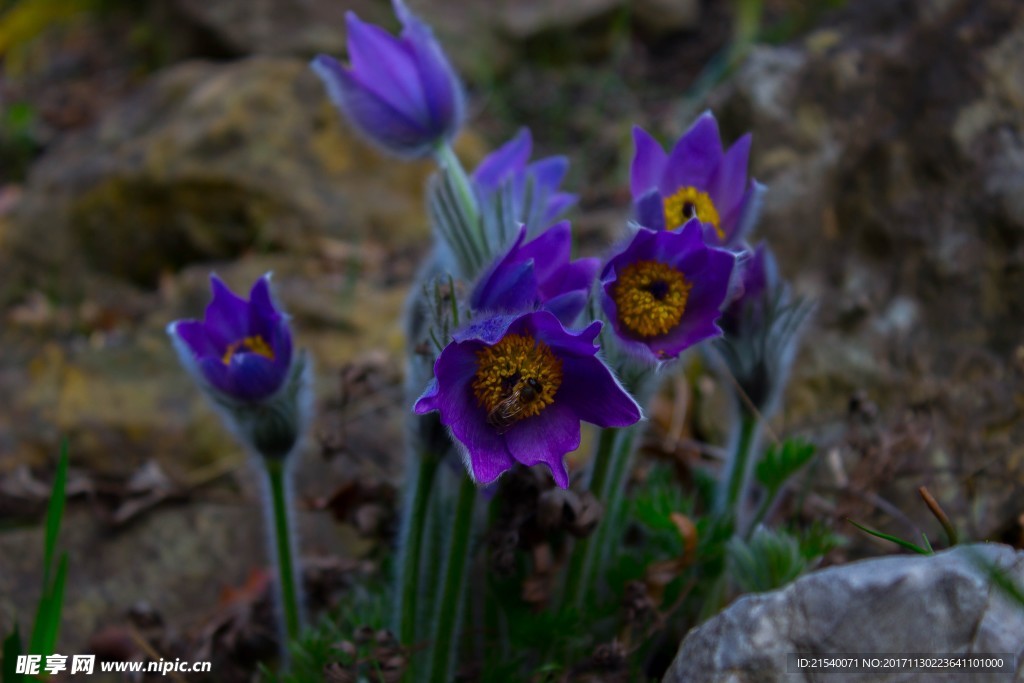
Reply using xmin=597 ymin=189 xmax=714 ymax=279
xmin=3 ymin=624 xmax=25 ymax=683
xmin=755 ymin=438 xmax=816 ymax=494
xmin=29 ymin=442 xmax=69 ymax=656
xmin=727 ymin=527 xmax=806 ymax=593
xmin=846 ymin=519 xmax=932 ymax=555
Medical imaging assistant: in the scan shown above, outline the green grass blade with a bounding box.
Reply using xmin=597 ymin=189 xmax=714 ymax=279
xmin=42 ymin=441 xmax=69 ymax=587
xmin=3 ymin=624 xmax=25 ymax=683
xmin=846 ymin=519 xmax=932 ymax=555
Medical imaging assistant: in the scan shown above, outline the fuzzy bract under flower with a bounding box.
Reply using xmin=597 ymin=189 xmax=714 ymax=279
xmin=414 ymin=311 xmax=641 ymax=488
xmin=631 ymin=112 xmax=764 ymax=247
xmin=473 ymin=128 xmax=577 ymax=233
xmin=601 ymin=220 xmax=736 ymax=362
xmin=310 ymin=0 xmax=464 ymax=158
xmin=470 ymin=222 xmax=599 ymax=325
xmin=168 ymin=274 xmax=293 ymax=403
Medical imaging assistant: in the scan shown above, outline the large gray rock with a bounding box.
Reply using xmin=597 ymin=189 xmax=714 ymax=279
xmin=664 ymin=544 xmax=1024 ymax=683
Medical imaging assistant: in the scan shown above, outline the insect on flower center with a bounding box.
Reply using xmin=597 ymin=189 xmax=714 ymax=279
xmin=222 ymin=335 xmax=275 ymax=365
xmin=663 ymin=186 xmax=724 ymax=241
xmin=613 ymin=260 xmax=692 ymax=338
xmin=472 ymin=334 xmax=563 ymax=432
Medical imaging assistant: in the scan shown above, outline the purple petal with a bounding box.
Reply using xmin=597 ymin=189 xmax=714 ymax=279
xmin=533 ymin=315 xmax=603 ymax=358
xmin=516 ymin=221 xmax=571 ymax=283
xmin=345 ymin=13 xmax=426 ymax=125
xmin=504 ymin=402 xmax=580 ymax=489
xmin=558 ymin=356 xmax=641 ymax=427
xmin=473 ymin=258 xmax=539 ymax=313
xmin=398 ymin=7 xmax=464 ymax=138
xmin=310 ymin=55 xmax=434 ymax=157
xmin=631 ymin=126 xmax=667 ymax=198
xmin=227 ymin=353 xmax=288 ymax=402
xmin=474 ymin=128 xmax=532 ymax=187
xmin=426 ymin=339 xmax=518 ymax=484
xmin=171 ymin=319 xmax=218 ymax=358
xmin=247 ymin=275 xmax=282 ymax=341
xmin=662 ymin=112 xmax=723 ymax=194
xmin=708 ymin=133 xmax=751 ymax=217
xmin=543 ymin=192 xmax=577 ymax=224
xmin=541 ymin=291 xmax=588 ymax=325
xmin=634 ymin=190 xmax=666 ymax=231
xmin=719 ymin=179 xmax=766 ymax=247
xmin=204 ymin=275 xmax=250 ymax=348
xmin=528 ymin=156 xmax=569 ymax=193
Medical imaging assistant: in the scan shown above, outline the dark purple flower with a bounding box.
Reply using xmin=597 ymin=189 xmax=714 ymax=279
xmin=311 ymin=0 xmax=464 ymax=158
xmin=631 ymin=112 xmax=764 ymax=247
xmin=470 ymin=222 xmax=599 ymax=325
xmin=600 ymin=219 xmax=736 ymax=361
xmin=473 ymin=128 xmax=577 ymax=231
xmin=720 ymin=242 xmax=776 ymax=335
xmin=168 ymin=274 xmax=294 ymax=403
xmin=414 ymin=311 xmax=641 ymax=488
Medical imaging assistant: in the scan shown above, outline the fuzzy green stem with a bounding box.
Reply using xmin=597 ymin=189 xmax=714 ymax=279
xmin=436 ymin=144 xmax=486 ymax=255
xmin=717 ymin=408 xmax=761 ymax=520
xmin=429 ymin=475 xmax=477 ymax=683
xmin=265 ymin=459 xmax=302 ymax=649
xmin=396 ymin=452 xmax=441 ymax=663
xmin=562 ymin=427 xmax=635 ymax=612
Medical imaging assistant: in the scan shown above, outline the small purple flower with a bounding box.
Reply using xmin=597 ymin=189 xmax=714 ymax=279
xmin=470 ymin=221 xmax=599 ymax=325
xmin=473 ymin=128 xmax=577 ymax=231
xmin=631 ymin=112 xmax=764 ymax=247
xmin=168 ymin=274 xmax=293 ymax=403
xmin=311 ymin=0 xmax=464 ymax=158
xmin=601 ymin=219 xmax=736 ymax=362
xmin=414 ymin=311 xmax=641 ymax=488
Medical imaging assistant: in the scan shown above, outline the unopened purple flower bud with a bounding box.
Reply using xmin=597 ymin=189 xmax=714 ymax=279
xmin=311 ymin=0 xmax=464 ymax=158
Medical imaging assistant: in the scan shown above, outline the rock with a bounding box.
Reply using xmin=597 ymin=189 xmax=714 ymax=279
xmin=7 ymin=56 xmax=438 ymax=290
xmin=496 ymin=0 xmax=625 ymax=40
xmin=663 ymin=544 xmax=1024 ymax=683
xmin=705 ymin=0 xmax=1024 ymax=542
xmin=171 ymin=0 xmax=385 ymax=57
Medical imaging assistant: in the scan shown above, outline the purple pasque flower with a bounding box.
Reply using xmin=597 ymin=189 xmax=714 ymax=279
xmin=631 ymin=111 xmax=764 ymax=247
xmin=414 ymin=310 xmax=641 ymax=488
xmin=601 ymin=219 xmax=736 ymax=362
xmin=168 ymin=274 xmax=293 ymax=404
xmin=311 ymin=0 xmax=464 ymax=158
xmin=470 ymin=221 xmax=599 ymax=325
xmin=473 ymin=128 xmax=577 ymax=232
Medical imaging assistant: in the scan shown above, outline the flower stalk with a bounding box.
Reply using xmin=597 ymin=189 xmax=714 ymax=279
xmin=395 ymin=451 xmax=441 ymax=655
xmin=264 ymin=458 xmax=303 ymax=648
xmin=428 ymin=475 xmax=478 ymax=683
xmin=716 ymin=404 xmax=762 ymax=521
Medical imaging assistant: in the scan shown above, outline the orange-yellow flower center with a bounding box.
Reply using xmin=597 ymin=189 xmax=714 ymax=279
xmin=663 ymin=186 xmax=724 ymax=241
xmin=613 ymin=260 xmax=692 ymax=338
xmin=472 ymin=334 xmax=563 ymax=430
xmin=222 ymin=335 xmax=275 ymax=365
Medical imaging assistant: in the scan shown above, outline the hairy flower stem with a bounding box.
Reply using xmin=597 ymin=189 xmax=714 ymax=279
xmin=264 ymin=458 xmax=302 ymax=654
xmin=436 ymin=144 xmax=487 ymax=259
xmin=716 ymin=406 xmax=762 ymax=524
xmin=428 ymin=475 xmax=477 ymax=683
xmin=395 ymin=451 xmax=441 ymax=666
xmin=562 ymin=426 xmax=636 ymax=612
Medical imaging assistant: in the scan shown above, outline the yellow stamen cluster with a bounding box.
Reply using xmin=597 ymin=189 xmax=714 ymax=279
xmin=663 ymin=186 xmax=724 ymax=241
xmin=472 ymin=334 xmax=562 ymax=420
xmin=222 ymin=335 xmax=275 ymax=365
xmin=613 ymin=260 xmax=692 ymax=338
